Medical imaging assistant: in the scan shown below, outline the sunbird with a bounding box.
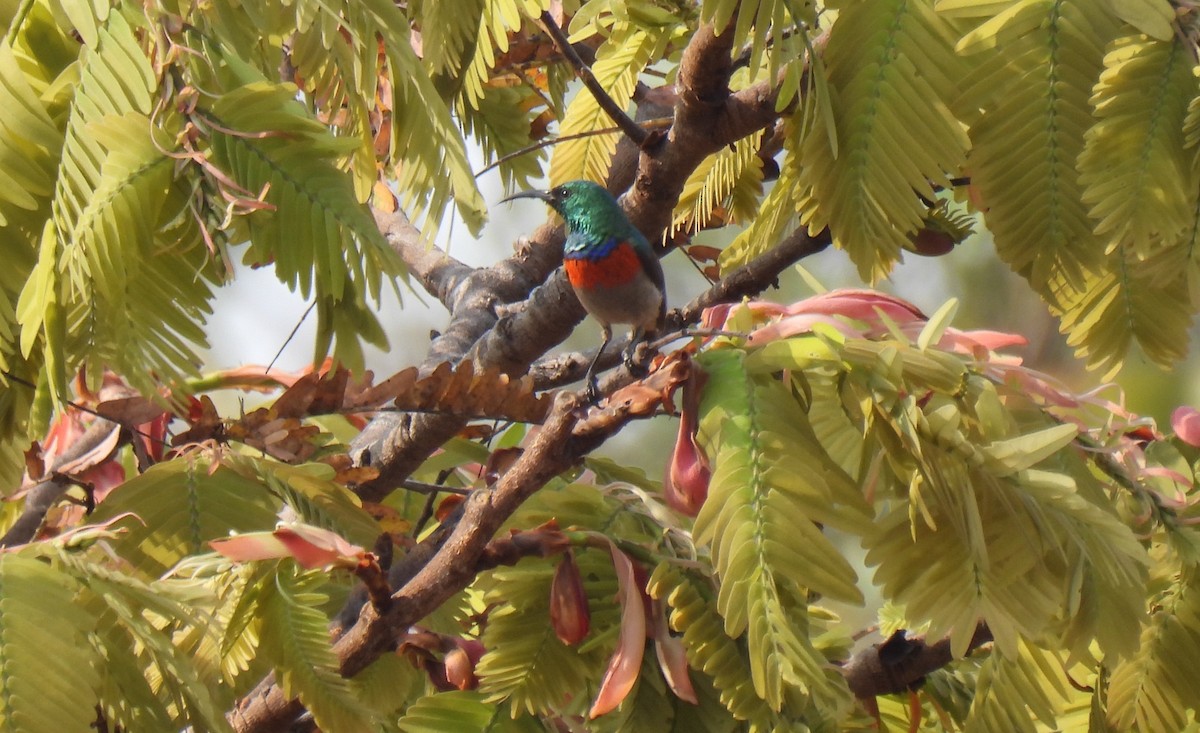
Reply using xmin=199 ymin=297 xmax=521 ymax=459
xmin=502 ymin=181 xmax=666 ymax=402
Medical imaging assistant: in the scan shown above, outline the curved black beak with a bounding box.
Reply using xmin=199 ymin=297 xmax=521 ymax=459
xmin=498 ymin=189 xmax=554 ymax=206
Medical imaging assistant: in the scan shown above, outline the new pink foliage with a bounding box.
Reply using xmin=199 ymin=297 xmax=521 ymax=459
xmin=665 ymin=361 xmax=710 ymax=516
xmin=210 ymin=524 xmax=365 ymax=570
xmin=740 ymin=289 xmax=1028 ymax=356
xmin=589 ymin=544 xmax=647 ymax=718
xmin=1172 ymin=406 xmax=1200 ymax=447
xmin=549 ymin=550 xmax=590 ymax=645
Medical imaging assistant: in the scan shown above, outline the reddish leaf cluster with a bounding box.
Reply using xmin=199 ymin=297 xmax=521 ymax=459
xmin=379 ymin=361 xmax=551 ymax=424
xmin=398 ymin=630 xmax=487 ymax=692
xmin=164 ymin=362 xmax=549 ymax=471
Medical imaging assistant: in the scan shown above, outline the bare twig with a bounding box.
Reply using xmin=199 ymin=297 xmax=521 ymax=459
xmin=538 ymin=11 xmax=647 ymax=145
xmin=266 ymin=300 xmax=315 ymax=373
xmin=475 ymin=117 xmax=672 ymax=179
xmin=1 ymin=371 xmax=164 ymax=447
xmin=400 ymin=479 xmax=471 ymax=496
xmin=676 ymin=226 xmax=832 ymax=323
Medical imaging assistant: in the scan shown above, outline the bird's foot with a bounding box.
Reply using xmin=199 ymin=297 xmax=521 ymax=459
xmin=584 ymin=377 xmax=602 ymax=405
xmin=622 ymin=343 xmax=650 ymax=376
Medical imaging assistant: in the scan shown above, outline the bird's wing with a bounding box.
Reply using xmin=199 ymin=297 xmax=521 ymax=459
xmin=632 ymin=232 xmax=667 ymax=322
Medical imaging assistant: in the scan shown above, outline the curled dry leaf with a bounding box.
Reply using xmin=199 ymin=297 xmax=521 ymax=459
xmin=578 ymin=353 xmax=693 ymax=435
xmin=94 ymin=395 xmax=172 ymax=426
xmin=435 ymin=494 xmax=465 ymax=523
xmin=23 ymin=442 xmax=44 ymax=482
xmin=271 ymin=369 xmax=348 ymax=418
xmin=319 ymin=453 xmax=381 ymax=486
xmin=175 ymin=396 xmax=223 ymax=445
xmin=382 ymin=361 xmax=551 ymax=423
xmin=484 ymin=447 xmax=523 ymax=486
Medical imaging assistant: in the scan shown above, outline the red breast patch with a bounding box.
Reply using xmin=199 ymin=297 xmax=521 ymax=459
xmin=565 ymin=242 xmax=642 ymax=289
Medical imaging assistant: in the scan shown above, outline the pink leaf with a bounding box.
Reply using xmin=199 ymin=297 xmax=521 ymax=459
xmin=273 ymin=525 xmax=365 ymax=569
xmin=550 ymin=550 xmax=591 ymax=645
xmin=665 ymin=362 xmax=710 ymax=516
xmin=209 ymin=532 xmax=291 ymax=562
xmin=1173 ymin=407 xmax=1200 ymax=447
xmin=589 ymin=544 xmax=646 ymax=718
xmin=84 ymin=461 xmax=127 ymax=504
xmin=652 ymin=599 xmax=696 ymax=704
xmin=665 ymin=430 xmax=709 ymax=516
xmin=746 ymin=313 xmax=864 ymax=346
xmin=210 ymin=524 xmax=364 ymax=569
xmin=786 ymin=289 xmax=926 ymax=324
xmin=700 ymin=303 xmax=734 ymax=331
xmin=941 ymin=328 xmax=1027 ymax=353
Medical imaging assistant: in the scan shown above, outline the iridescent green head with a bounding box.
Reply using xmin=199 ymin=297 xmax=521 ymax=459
xmin=500 ymin=180 xmax=637 ymax=239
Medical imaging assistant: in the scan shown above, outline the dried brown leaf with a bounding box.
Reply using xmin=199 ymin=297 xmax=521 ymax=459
xmin=346 ymin=366 xmax=419 ymax=409
xmin=23 ymin=442 xmax=44 ymax=481
xmin=391 ymin=361 xmax=551 ymax=423
xmin=94 ymin=396 xmax=171 ymax=426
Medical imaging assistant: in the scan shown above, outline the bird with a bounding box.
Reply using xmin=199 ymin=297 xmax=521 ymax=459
xmin=501 ymin=180 xmax=666 ymax=403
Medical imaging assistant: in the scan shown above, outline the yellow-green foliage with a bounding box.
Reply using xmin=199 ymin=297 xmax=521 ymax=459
xmin=692 ymin=348 xmax=864 ymax=712
xmin=796 ymin=0 xmax=970 ymax=281
xmin=5 ymin=1 xmax=1200 ymax=731
xmin=954 ymin=1 xmax=1115 ymax=296
xmin=549 ymin=22 xmax=672 ymax=185
xmin=669 ymin=298 xmax=1170 ymax=729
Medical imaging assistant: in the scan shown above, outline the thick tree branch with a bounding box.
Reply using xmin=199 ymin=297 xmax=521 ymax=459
xmin=374 ymin=208 xmax=473 ymax=312
xmin=349 ymin=224 xmax=568 ymax=489
xmin=235 ymin=373 xmax=683 ymax=729
xmin=841 ymin=625 xmax=994 ymax=700
xmin=238 ymin=17 xmax=815 ymax=726
xmin=538 ymin=11 xmax=647 ymax=146
xmin=350 ymin=15 xmax=793 ymax=523
xmin=624 ymin=25 xmax=780 ymax=244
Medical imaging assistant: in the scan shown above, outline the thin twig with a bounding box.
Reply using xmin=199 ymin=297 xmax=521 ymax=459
xmin=476 ymin=118 xmax=672 ymax=178
xmin=538 ymin=11 xmax=648 ymax=145
xmin=401 ymin=479 xmax=471 ymax=497
xmin=1 ymin=371 xmax=165 ymax=447
xmin=266 ymin=300 xmax=315 ymax=373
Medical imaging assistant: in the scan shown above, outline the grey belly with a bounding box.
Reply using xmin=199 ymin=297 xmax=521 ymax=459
xmin=573 ymin=273 xmax=662 ymax=331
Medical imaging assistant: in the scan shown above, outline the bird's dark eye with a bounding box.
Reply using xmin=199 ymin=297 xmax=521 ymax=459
xmin=552 ymin=186 xmax=569 ymax=199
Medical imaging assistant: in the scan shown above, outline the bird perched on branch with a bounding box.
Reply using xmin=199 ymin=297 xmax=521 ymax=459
xmin=501 ymin=180 xmax=666 ymax=403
